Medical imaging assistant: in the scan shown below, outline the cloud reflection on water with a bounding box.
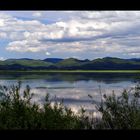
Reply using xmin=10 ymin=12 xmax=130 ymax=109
xmin=0 ymin=73 xmax=138 ymax=114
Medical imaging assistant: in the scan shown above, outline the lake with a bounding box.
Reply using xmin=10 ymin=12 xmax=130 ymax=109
xmin=0 ymin=72 xmax=140 ymax=115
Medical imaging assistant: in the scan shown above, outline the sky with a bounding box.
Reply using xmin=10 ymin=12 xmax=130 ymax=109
xmin=0 ymin=11 xmax=140 ymax=60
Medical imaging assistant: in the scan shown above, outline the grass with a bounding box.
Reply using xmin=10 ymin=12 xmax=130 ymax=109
xmin=0 ymin=70 xmax=140 ymax=73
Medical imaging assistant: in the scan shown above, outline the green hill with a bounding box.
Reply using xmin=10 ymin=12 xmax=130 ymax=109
xmin=1 ymin=59 xmax=53 ymax=67
xmin=0 ymin=57 xmax=140 ymax=70
xmin=56 ymin=58 xmax=82 ymax=66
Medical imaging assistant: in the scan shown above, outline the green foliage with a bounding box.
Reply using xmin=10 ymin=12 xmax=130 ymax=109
xmin=56 ymin=58 xmax=82 ymax=67
xmin=0 ymin=82 xmax=89 ymax=129
xmin=4 ymin=59 xmax=53 ymax=67
xmin=1 ymin=81 xmax=140 ymax=129
xmin=95 ymin=84 xmax=140 ymax=129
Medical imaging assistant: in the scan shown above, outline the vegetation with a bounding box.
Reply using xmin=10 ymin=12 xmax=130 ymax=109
xmin=0 ymin=82 xmax=90 ymax=129
xmin=4 ymin=59 xmax=52 ymax=67
xmin=0 ymin=82 xmax=140 ymax=129
xmin=0 ymin=57 xmax=140 ymax=70
xmin=94 ymin=84 xmax=140 ymax=129
xmin=0 ymin=70 xmax=140 ymax=73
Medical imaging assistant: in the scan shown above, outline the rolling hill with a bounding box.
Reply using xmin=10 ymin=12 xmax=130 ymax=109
xmin=0 ymin=57 xmax=140 ymax=70
xmin=43 ymin=58 xmax=63 ymax=63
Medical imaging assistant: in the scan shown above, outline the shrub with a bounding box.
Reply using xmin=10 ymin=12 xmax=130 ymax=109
xmin=95 ymin=84 xmax=140 ymax=129
xmin=0 ymin=81 xmax=90 ymax=129
xmin=1 ymin=81 xmax=140 ymax=129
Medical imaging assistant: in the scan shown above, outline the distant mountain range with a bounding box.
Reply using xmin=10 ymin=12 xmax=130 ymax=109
xmin=0 ymin=57 xmax=140 ymax=70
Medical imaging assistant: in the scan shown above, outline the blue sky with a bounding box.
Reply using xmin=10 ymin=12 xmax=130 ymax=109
xmin=0 ymin=11 xmax=140 ymax=60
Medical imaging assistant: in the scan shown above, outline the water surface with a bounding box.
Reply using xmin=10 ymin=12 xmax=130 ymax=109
xmin=0 ymin=72 xmax=140 ymax=114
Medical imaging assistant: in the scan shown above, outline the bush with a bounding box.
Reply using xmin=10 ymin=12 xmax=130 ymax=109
xmin=0 ymin=81 xmax=90 ymax=129
xmin=1 ymin=81 xmax=140 ymax=129
xmin=95 ymin=84 xmax=140 ymax=129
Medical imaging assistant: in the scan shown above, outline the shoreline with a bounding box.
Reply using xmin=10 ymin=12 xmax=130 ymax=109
xmin=0 ymin=70 xmax=140 ymax=73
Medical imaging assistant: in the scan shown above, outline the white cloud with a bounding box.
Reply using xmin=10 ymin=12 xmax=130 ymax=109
xmin=7 ymin=39 xmax=47 ymax=52
xmin=46 ymin=52 xmax=51 ymax=55
xmin=1 ymin=11 xmax=140 ymax=58
xmin=0 ymin=19 xmax=4 ymax=26
xmin=129 ymin=53 xmax=140 ymax=56
xmin=32 ymin=12 xmax=42 ymax=17
xmin=0 ymin=57 xmax=6 ymax=61
xmin=0 ymin=32 xmax=7 ymax=38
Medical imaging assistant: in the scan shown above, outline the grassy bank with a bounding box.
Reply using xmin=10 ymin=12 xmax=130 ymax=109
xmin=0 ymin=70 xmax=140 ymax=73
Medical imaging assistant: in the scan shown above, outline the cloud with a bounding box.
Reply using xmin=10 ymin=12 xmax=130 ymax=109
xmin=1 ymin=11 xmax=140 ymax=59
xmin=0 ymin=57 xmax=6 ymax=61
xmin=32 ymin=12 xmax=42 ymax=18
xmin=0 ymin=32 xmax=7 ymax=38
xmin=46 ymin=52 xmax=51 ymax=55
xmin=6 ymin=39 xmax=48 ymax=52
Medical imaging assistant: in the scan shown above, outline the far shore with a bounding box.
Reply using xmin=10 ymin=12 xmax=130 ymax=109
xmin=0 ymin=70 xmax=140 ymax=73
